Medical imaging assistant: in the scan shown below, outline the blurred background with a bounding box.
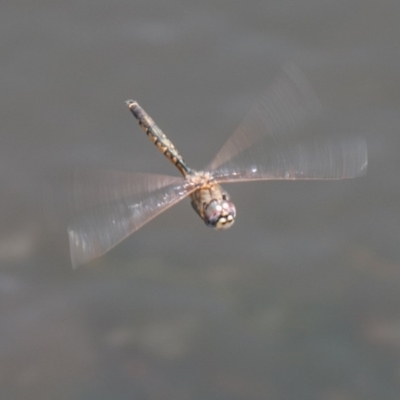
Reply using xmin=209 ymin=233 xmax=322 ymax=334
xmin=1 ymin=1 xmax=399 ymax=399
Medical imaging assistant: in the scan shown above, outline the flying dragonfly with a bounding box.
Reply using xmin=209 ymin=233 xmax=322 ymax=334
xmin=68 ymin=66 xmax=367 ymax=268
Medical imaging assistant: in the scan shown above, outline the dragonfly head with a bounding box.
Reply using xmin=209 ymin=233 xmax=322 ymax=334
xmin=204 ymin=198 xmax=236 ymax=230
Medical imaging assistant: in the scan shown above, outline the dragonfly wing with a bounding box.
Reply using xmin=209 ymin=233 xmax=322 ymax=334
xmin=208 ymin=64 xmax=322 ymax=171
xmin=69 ymin=169 xmax=185 ymax=210
xmin=68 ymin=169 xmax=195 ymax=268
xmin=211 ymin=136 xmax=367 ymax=183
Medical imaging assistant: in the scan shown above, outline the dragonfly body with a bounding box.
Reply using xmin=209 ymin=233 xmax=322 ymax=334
xmin=127 ymin=100 xmax=236 ymax=229
xmin=69 ymin=66 xmax=367 ymax=268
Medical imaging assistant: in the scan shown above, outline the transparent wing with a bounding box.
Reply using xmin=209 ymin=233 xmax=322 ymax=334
xmin=208 ymin=64 xmax=322 ymax=171
xmin=68 ymin=169 xmax=195 ymax=268
xmin=210 ymin=136 xmax=367 ymax=183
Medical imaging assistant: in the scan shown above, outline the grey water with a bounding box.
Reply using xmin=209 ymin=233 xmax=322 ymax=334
xmin=1 ymin=1 xmax=400 ymax=399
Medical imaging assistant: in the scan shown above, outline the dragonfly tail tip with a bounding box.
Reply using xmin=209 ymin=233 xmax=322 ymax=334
xmin=125 ymin=99 xmax=136 ymax=107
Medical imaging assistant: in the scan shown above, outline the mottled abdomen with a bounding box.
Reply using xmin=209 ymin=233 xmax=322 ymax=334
xmin=126 ymin=100 xmax=191 ymax=177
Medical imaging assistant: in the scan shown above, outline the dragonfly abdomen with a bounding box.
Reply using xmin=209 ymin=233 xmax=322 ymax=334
xmin=126 ymin=100 xmax=191 ymax=177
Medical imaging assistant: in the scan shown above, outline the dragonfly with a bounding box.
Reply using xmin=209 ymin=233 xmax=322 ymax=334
xmin=68 ymin=66 xmax=367 ymax=268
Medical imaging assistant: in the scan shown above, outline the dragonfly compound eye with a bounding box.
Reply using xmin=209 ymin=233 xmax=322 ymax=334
xmin=204 ymin=200 xmax=236 ymax=229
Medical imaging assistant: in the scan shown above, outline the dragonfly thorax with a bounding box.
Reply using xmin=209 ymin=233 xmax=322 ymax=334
xmin=189 ymin=178 xmax=236 ymax=230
